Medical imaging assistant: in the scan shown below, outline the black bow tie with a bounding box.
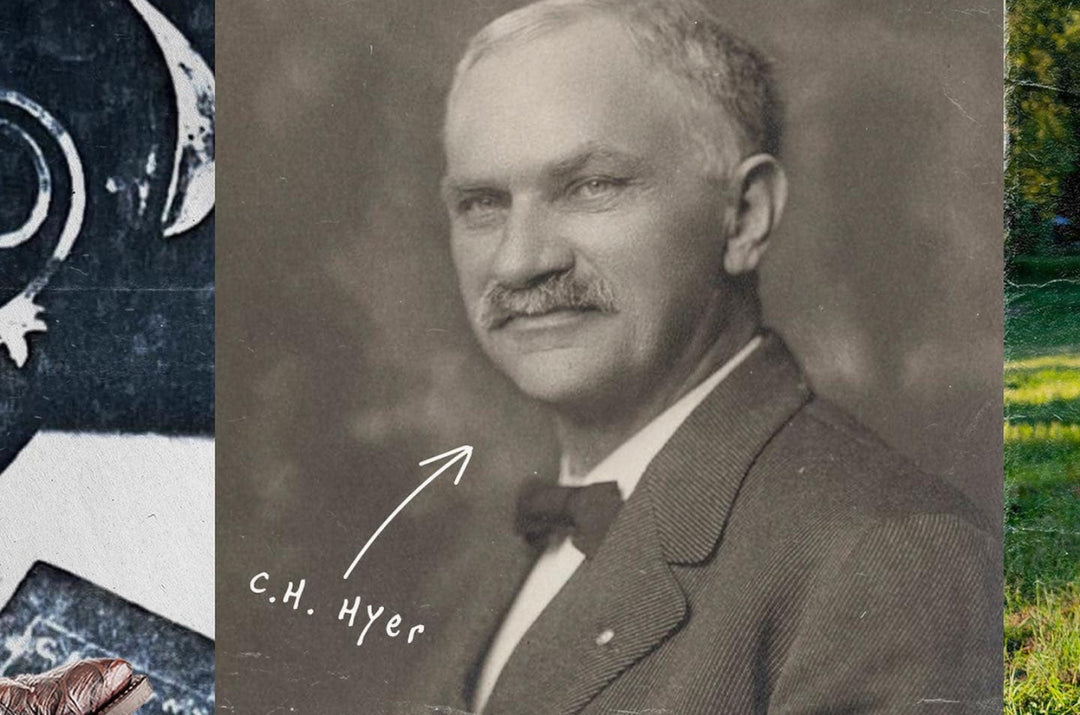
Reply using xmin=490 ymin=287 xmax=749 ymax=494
xmin=515 ymin=480 xmax=624 ymax=559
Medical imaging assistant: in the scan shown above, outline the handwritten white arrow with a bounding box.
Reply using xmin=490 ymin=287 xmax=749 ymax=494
xmin=342 ymin=445 xmax=473 ymax=580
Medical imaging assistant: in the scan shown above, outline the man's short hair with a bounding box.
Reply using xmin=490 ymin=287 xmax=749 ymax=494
xmin=448 ymin=0 xmax=783 ymax=175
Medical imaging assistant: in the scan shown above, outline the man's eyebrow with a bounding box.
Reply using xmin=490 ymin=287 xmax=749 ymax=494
xmin=440 ymin=175 xmax=496 ymax=202
xmin=547 ymin=144 xmax=647 ymax=180
xmin=439 ymin=144 xmax=648 ymax=199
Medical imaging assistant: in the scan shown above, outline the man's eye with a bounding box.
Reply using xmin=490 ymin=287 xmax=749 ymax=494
xmin=462 ymin=196 xmax=492 ymax=211
xmin=460 ymin=194 xmax=501 ymax=217
xmin=568 ymin=177 xmax=625 ymax=200
xmin=456 ymin=195 xmax=505 ymax=224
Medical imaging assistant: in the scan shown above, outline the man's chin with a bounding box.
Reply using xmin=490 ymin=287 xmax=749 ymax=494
xmin=493 ymin=349 xmax=619 ymax=409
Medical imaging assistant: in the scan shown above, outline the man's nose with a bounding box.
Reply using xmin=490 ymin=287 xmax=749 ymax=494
xmin=490 ymin=201 xmax=574 ymax=288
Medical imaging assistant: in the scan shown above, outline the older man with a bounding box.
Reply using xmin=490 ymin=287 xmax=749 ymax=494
xmin=402 ymin=0 xmax=999 ymax=713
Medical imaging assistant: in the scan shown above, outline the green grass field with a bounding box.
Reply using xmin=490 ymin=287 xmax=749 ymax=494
xmin=1004 ymin=274 xmax=1080 ymax=714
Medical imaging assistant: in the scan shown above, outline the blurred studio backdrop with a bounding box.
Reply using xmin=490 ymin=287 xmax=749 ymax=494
xmin=218 ymin=1 xmax=1002 ymax=710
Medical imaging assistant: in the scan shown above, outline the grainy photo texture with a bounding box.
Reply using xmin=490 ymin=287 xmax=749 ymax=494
xmin=0 ymin=1 xmax=215 ymax=713
xmin=219 ymin=1 xmax=1003 ymax=712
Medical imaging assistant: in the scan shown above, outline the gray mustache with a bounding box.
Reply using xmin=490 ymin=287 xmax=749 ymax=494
xmin=478 ymin=273 xmax=617 ymax=329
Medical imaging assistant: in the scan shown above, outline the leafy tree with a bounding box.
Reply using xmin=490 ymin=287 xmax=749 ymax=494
xmin=1006 ymin=0 xmax=1080 ymax=261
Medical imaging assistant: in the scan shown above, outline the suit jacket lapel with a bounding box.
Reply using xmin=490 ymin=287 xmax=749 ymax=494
xmin=399 ymin=486 xmax=542 ymax=711
xmin=482 ymin=489 xmax=687 ymax=715
xmin=484 ymin=332 xmax=811 ymax=714
xmin=647 ymin=332 xmax=812 ymax=565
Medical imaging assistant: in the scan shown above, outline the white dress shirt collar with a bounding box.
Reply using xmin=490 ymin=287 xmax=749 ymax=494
xmin=558 ymin=334 xmax=763 ymax=500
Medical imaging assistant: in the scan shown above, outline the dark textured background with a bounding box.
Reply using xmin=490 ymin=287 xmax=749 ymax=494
xmin=0 ymin=0 xmax=214 ymax=466
xmin=217 ymin=1 xmax=1003 ymax=710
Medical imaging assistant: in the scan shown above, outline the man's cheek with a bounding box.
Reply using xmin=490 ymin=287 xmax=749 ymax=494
xmin=449 ymin=257 xmax=482 ymax=304
xmin=451 ymin=249 xmax=493 ymax=293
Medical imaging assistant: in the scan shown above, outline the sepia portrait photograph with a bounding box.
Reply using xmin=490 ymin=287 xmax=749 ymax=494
xmin=218 ymin=0 xmax=1003 ymax=712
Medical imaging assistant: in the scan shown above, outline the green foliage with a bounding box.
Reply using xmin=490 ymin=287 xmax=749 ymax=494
xmin=1009 ymin=254 xmax=1080 ymax=283
xmin=1004 ymin=440 xmax=1080 ymax=596
xmin=1005 ymin=585 xmax=1080 ymax=715
xmin=1005 ymin=277 xmax=1080 ymax=359
xmin=1003 ymin=345 xmax=1080 ymax=598
xmin=1006 ymin=0 xmax=1080 ymax=262
xmin=1004 ymin=272 xmax=1080 ymax=714
xmin=1005 ymin=354 xmax=1080 ymax=424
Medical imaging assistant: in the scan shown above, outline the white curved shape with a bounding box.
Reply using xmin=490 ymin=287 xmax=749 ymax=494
xmin=0 ymin=90 xmax=86 ymax=368
xmin=0 ymin=119 xmax=51 ymax=249
xmin=0 ymin=297 xmax=46 ymax=368
xmin=128 ymin=0 xmax=215 ymax=238
xmin=342 ymin=446 xmax=473 ymax=580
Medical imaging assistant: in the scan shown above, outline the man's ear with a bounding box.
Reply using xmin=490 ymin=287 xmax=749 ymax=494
xmin=722 ymin=154 xmax=787 ymax=275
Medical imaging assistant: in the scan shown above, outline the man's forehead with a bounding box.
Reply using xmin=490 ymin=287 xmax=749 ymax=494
xmin=443 ymin=17 xmax=686 ymax=181
xmin=447 ymin=16 xmax=667 ymax=125
xmin=454 ymin=13 xmax=637 ymax=88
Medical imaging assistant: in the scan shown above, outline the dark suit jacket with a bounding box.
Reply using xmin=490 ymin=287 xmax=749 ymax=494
xmin=397 ymin=333 xmax=1001 ymax=714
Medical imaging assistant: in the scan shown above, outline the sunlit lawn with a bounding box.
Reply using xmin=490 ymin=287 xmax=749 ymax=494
xmin=1005 ymin=584 xmax=1080 ymax=714
xmin=1004 ymin=277 xmax=1080 ymax=714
